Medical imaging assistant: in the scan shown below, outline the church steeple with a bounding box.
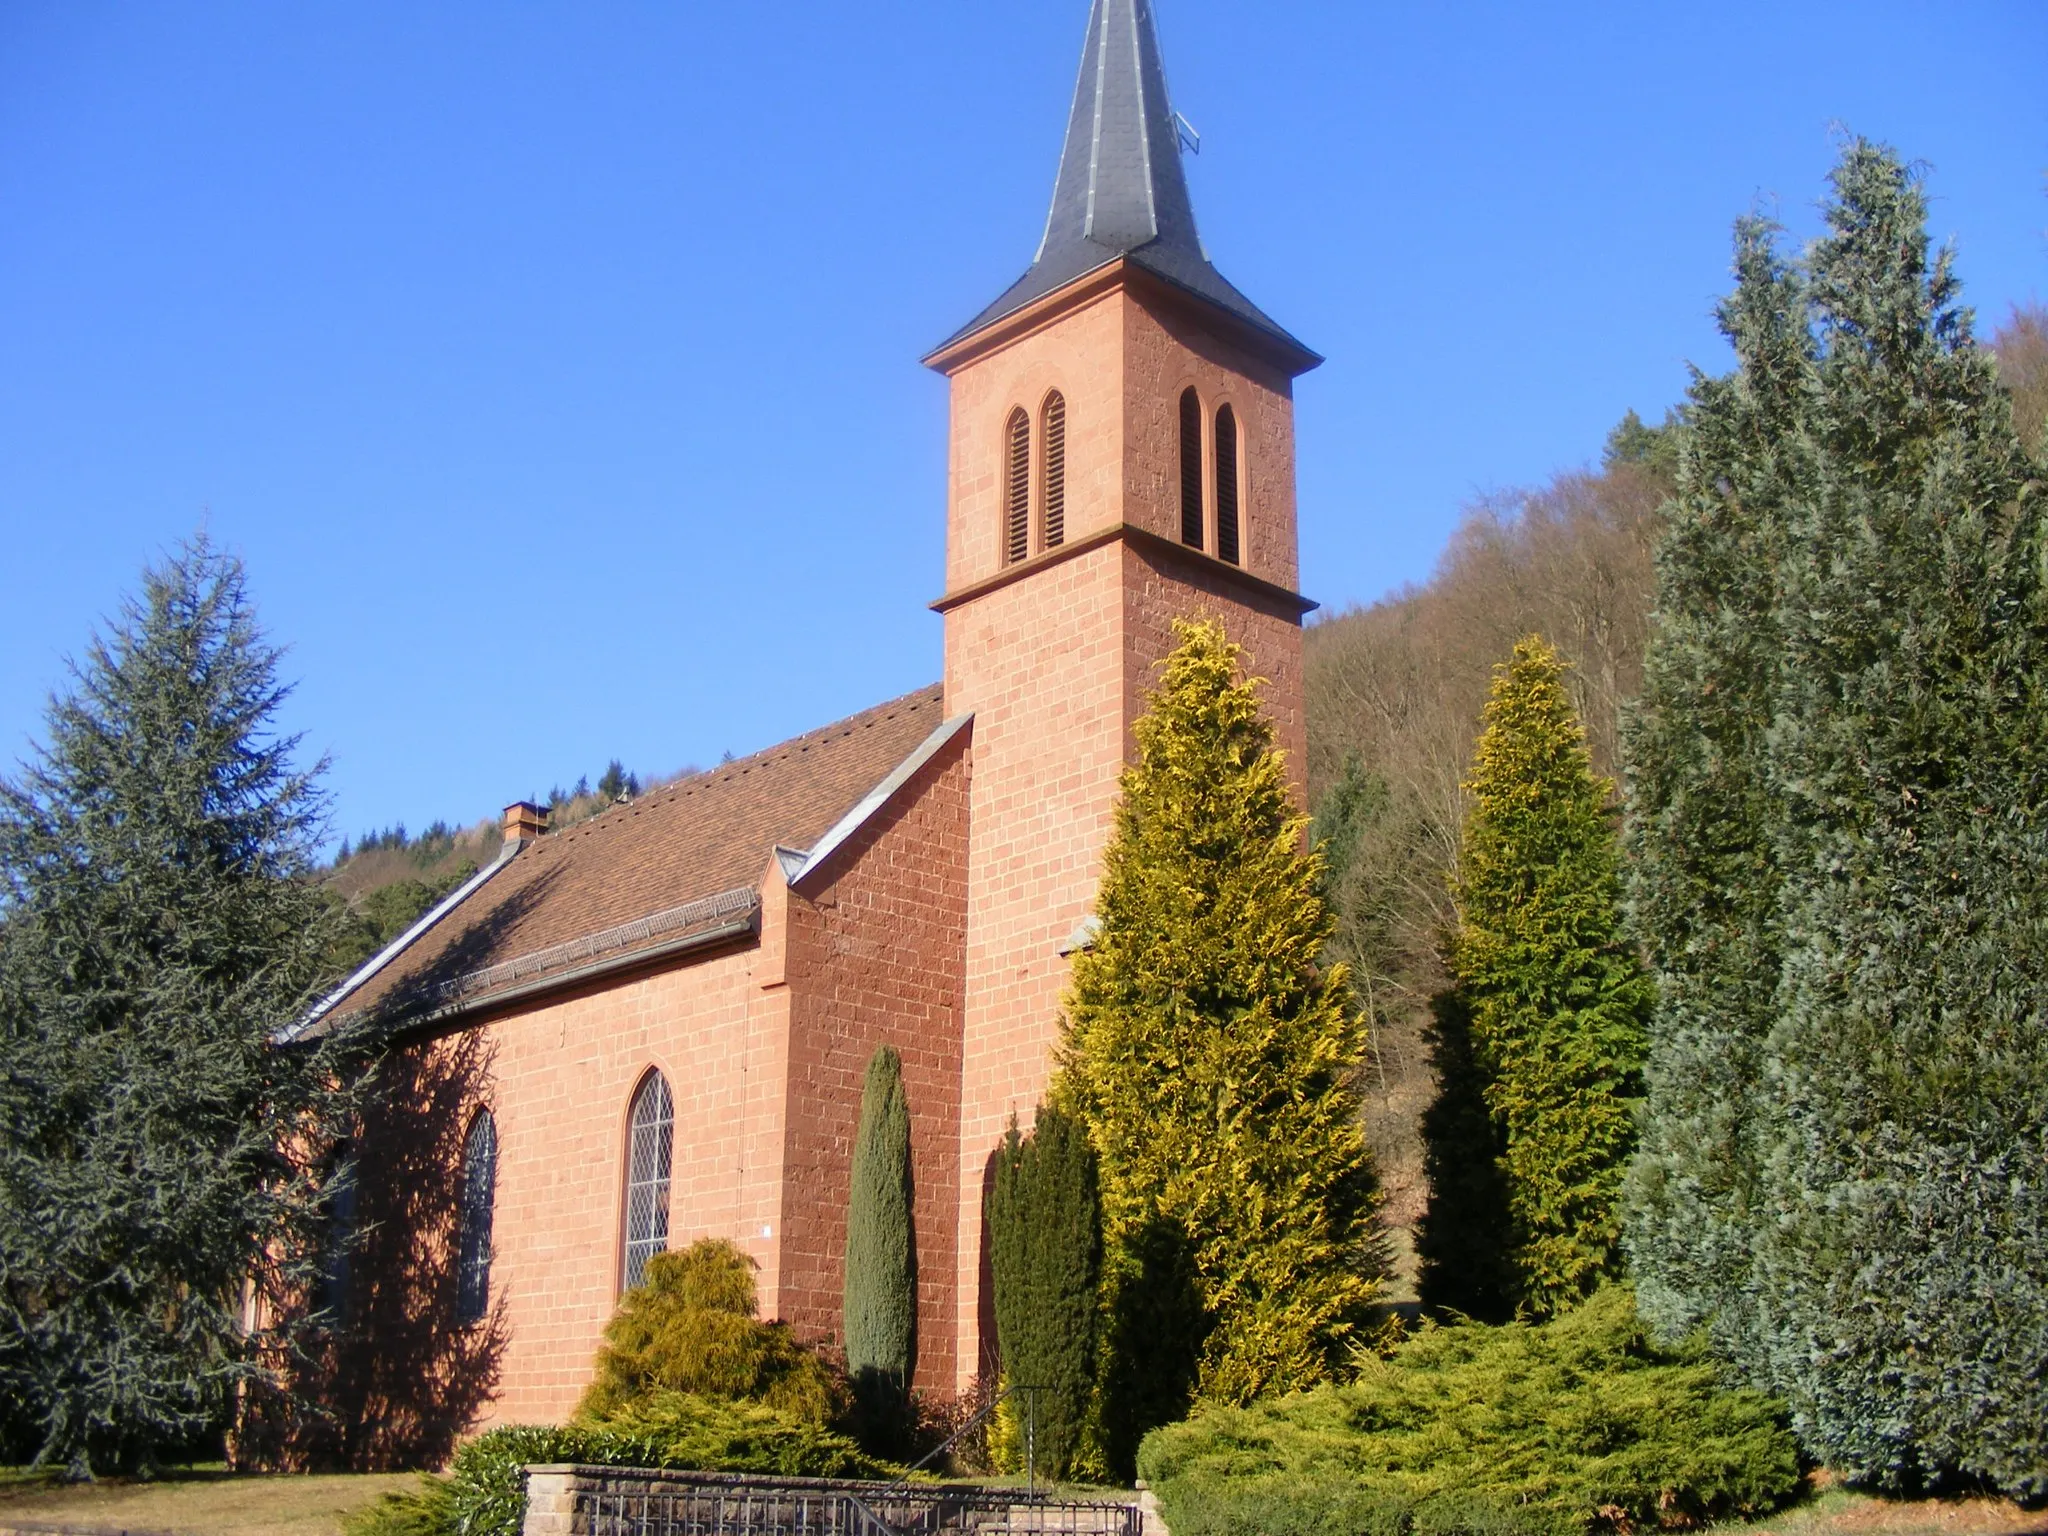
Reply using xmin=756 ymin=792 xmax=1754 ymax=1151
xmin=940 ymin=0 xmax=1317 ymax=365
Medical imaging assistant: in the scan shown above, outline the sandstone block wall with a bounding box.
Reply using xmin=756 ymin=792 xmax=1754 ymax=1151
xmin=345 ymin=934 xmax=791 ymax=1438
xmin=943 ymin=539 xmax=1131 ymax=1388
xmin=779 ymin=731 xmax=972 ymax=1392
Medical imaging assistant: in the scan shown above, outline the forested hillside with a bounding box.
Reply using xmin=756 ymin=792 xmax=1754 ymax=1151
xmin=1304 ymin=302 xmax=2046 ymax=1276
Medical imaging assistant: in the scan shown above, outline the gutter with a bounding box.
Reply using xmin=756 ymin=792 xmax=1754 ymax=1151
xmin=383 ymin=906 xmax=761 ymax=1035
xmin=282 ymin=841 xmax=521 ymax=1044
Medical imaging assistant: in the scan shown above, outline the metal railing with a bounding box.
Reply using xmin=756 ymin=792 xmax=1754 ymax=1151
xmin=578 ymin=1474 xmax=1140 ymax=1536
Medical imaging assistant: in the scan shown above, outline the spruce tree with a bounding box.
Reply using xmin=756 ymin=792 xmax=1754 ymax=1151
xmin=986 ymin=1105 xmax=1101 ymax=1480
xmin=1627 ymin=140 xmax=2048 ymax=1496
xmin=1447 ymin=637 xmax=1649 ymax=1317
xmin=1056 ymin=619 xmax=1381 ymax=1465
xmin=0 ymin=538 xmax=356 ymax=1475
xmin=842 ymin=1046 xmax=914 ymax=1410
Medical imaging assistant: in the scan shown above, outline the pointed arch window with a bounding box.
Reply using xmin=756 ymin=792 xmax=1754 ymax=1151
xmin=457 ymin=1109 xmax=497 ymax=1324
xmin=1004 ymin=408 xmax=1031 ymax=566
xmin=1041 ymin=391 xmax=1066 ymax=550
xmin=1179 ymin=387 xmax=1204 ymax=549
xmin=315 ymin=1147 xmax=357 ymax=1326
xmin=1214 ymin=404 xmax=1241 ymax=566
xmin=622 ymin=1071 xmax=673 ymax=1291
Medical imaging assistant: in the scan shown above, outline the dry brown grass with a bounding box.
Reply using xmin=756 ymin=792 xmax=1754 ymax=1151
xmin=0 ymin=1469 xmax=421 ymax=1536
xmin=1729 ymin=1477 xmax=2048 ymax=1536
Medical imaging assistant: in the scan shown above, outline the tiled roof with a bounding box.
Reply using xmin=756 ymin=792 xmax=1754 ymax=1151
xmin=323 ymin=684 xmax=947 ymax=1029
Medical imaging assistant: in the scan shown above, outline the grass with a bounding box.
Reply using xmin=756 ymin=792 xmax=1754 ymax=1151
xmin=1724 ymin=1476 xmax=2048 ymax=1536
xmin=0 ymin=1467 xmax=422 ymax=1536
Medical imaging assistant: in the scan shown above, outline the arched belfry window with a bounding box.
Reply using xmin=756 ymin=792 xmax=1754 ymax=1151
xmin=622 ymin=1070 xmax=674 ymax=1291
xmin=1214 ymin=404 xmax=1241 ymax=566
xmin=1004 ymin=408 xmax=1031 ymax=566
xmin=457 ymin=1109 xmax=497 ymax=1324
xmin=1041 ymin=391 xmax=1066 ymax=550
xmin=1179 ymin=387 xmax=1204 ymax=549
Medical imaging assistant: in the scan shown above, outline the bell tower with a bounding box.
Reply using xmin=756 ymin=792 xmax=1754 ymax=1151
xmin=925 ymin=0 xmax=1321 ymax=1391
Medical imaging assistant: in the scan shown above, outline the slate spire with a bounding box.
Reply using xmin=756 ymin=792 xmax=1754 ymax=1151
xmin=940 ymin=0 xmax=1315 ymax=362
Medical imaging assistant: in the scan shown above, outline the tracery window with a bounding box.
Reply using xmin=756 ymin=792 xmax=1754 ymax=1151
xmin=1214 ymin=403 xmax=1240 ymax=565
xmin=1179 ymin=387 xmax=1204 ymax=549
xmin=1004 ymin=407 xmax=1032 ymax=565
xmin=456 ymin=1109 xmax=497 ymax=1324
xmin=1041 ymin=391 xmax=1066 ymax=550
xmin=622 ymin=1070 xmax=674 ymax=1291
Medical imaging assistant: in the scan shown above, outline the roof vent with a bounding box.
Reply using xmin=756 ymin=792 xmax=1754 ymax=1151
xmin=503 ymin=801 xmax=548 ymax=850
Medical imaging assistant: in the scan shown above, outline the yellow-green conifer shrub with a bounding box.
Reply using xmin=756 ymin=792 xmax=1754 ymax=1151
xmin=1055 ymin=619 xmax=1382 ymax=1470
xmin=1449 ymin=637 xmax=1650 ymax=1316
xmin=578 ymin=1238 xmax=841 ymax=1424
xmin=1136 ymin=1286 xmax=1799 ymax=1536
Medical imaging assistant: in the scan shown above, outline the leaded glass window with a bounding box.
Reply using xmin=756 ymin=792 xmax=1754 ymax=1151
xmin=457 ymin=1109 xmax=497 ymax=1324
xmin=622 ymin=1071 xmax=674 ymax=1291
xmin=315 ymin=1151 xmax=357 ymax=1325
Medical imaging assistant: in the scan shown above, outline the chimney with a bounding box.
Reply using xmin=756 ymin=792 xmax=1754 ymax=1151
xmin=503 ymin=801 xmax=548 ymax=851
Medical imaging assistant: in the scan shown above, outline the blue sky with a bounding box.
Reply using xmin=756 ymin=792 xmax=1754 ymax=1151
xmin=2 ymin=1 xmax=2043 ymax=848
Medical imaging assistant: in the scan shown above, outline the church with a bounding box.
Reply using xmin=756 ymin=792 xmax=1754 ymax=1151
xmin=293 ymin=0 xmax=1322 ymax=1466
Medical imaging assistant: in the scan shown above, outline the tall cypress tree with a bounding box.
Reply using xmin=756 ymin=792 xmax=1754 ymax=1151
xmin=0 ymin=538 xmax=356 ymax=1476
xmin=1754 ymin=142 xmax=2045 ymax=1495
xmin=1056 ymin=619 xmax=1381 ymax=1469
xmin=842 ymin=1046 xmax=914 ymax=1411
xmin=1628 ymin=140 xmax=2048 ymax=1496
xmin=986 ymin=1105 xmax=1101 ymax=1480
xmin=1447 ymin=637 xmax=1649 ymax=1317
xmin=1621 ymin=213 xmax=1808 ymax=1366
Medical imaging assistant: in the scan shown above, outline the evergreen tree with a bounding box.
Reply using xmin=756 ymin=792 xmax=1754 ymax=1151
xmin=1447 ymin=637 xmax=1650 ymax=1316
xmin=1621 ymin=212 xmax=1807 ymax=1368
xmin=1056 ymin=619 xmax=1381 ymax=1466
xmin=1627 ymin=140 xmax=2048 ymax=1495
xmin=1756 ymin=142 xmax=2044 ymax=1495
xmin=0 ymin=538 xmax=356 ymax=1475
xmin=842 ymin=1046 xmax=914 ymax=1411
xmin=986 ymin=1105 xmax=1101 ymax=1480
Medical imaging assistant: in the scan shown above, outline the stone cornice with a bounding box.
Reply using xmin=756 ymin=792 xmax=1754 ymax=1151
xmin=929 ymin=520 xmax=1317 ymax=619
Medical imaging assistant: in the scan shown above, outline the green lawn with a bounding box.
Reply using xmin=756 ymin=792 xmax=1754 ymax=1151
xmin=0 ymin=1468 xmax=423 ymax=1536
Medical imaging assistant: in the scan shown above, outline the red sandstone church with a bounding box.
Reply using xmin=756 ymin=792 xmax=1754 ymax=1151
xmin=296 ymin=0 xmax=1323 ymax=1464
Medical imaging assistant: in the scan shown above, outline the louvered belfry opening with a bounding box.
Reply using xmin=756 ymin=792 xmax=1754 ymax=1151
xmin=1179 ymin=387 xmax=1204 ymax=548
xmin=1215 ymin=403 xmax=1241 ymax=565
xmin=622 ymin=1070 xmax=674 ymax=1291
xmin=457 ymin=1109 xmax=497 ymax=1324
xmin=1041 ymin=391 xmax=1066 ymax=549
xmin=1004 ymin=407 xmax=1032 ymax=565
